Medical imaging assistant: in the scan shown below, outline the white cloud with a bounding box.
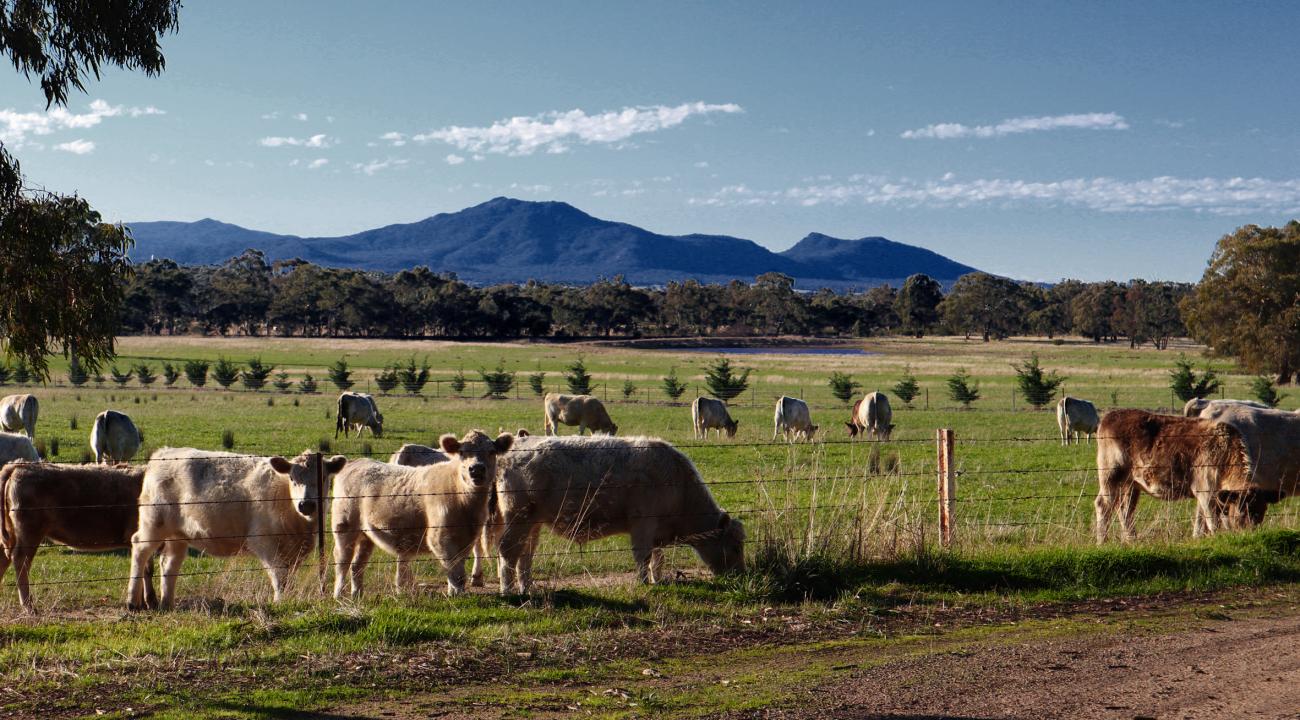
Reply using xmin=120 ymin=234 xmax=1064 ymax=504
xmin=352 ymin=157 xmax=409 ymax=176
xmin=308 ymin=158 xmax=329 ymax=169
xmin=444 ymin=153 xmax=465 ymax=165
xmin=693 ymin=161 xmax=710 ymax=168
xmin=900 ymin=112 xmax=1129 ymax=140
xmin=508 ymin=182 xmax=552 ymax=194
xmin=53 ymin=139 xmax=95 ymax=155
xmin=259 ymin=133 xmax=335 ymax=148
xmin=0 ymin=99 xmax=164 ymax=146
xmin=690 ymin=174 xmax=1300 ymax=215
xmin=294 ymin=113 xmax=309 ymax=121
xmin=412 ymin=101 xmax=743 ymax=156
xmin=380 ymin=131 xmax=407 ymax=147
xmin=261 ymin=111 xmax=279 ymax=120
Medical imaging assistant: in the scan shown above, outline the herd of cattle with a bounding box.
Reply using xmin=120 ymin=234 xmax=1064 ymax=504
xmin=0 ymin=386 xmax=1296 ymax=612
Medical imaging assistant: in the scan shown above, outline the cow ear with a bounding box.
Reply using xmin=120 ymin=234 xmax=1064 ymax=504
xmin=439 ymin=434 xmax=461 ymax=455
xmin=268 ymin=456 xmax=292 ymax=474
xmin=494 ymin=433 xmax=515 ymax=453
xmin=718 ymin=512 xmax=731 ymax=529
xmin=517 ymin=428 xmax=530 ymax=438
xmin=326 ymin=455 xmax=348 ymax=474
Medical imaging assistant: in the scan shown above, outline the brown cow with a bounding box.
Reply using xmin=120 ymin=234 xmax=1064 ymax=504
xmin=1094 ymin=409 xmax=1253 ymax=543
xmin=0 ymin=462 xmax=156 ymax=610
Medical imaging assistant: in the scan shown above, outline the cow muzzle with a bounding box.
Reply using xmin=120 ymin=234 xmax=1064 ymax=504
xmin=297 ymin=500 xmax=318 ymax=516
xmin=467 ymin=464 xmax=488 ymax=484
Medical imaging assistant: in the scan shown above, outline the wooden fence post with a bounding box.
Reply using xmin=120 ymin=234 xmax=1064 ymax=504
xmin=315 ymin=451 xmax=327 ymax=594
xmin=935 ymin=428 xmax=955 ymax=548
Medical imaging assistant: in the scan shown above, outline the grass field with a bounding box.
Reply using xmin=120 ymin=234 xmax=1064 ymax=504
xmin=3 ymin=334 xmax=1299 ymax=718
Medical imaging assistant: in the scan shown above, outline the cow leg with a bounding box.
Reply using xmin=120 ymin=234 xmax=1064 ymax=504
xmin=1117 ymin=484 xmax=1142 ymax=542
xmin=143 ymin=549 xmax=159 ymax=610
xmin=157 ymin=540 xmax=188 ymax=611
xmin=1094 ymin=464 xmax=1128 ymax=544
xmin=129 ymin=533 xmax=165 ymax=610
xmin=10 ymin=529 xmax=39 ymax=612
xmin=1193 ymin=489 xmax=1219 ymax=538
xmin=516 ymin=526 xmax=542 ymax=593
xmin=630 ymin=524 xmax=658 ymax=584
xmin=649 ymin=548 xmax=665 ymax=584
xmin=471 ymin=522 xmax=495 ymax=588
xmin=348 ymin=537 xmax=374 ymax=599
xmin=394 ymin=554 xmax=415 ymax=594
xmin=332 ymin=526 xmax=358 ymax=600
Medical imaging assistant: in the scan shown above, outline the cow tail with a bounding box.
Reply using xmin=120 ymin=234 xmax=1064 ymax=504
xmin=334 ymin=396 xmax=345 ymax=439
xmin=92 ymin=411 xmax=109 ymax=463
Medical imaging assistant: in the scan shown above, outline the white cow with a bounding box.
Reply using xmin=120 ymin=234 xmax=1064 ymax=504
xmin=1182 ymin=397 xmax=1270 ymax=417
xmin=846 ymin=392 xmax=894 ymax=440
xmin=90 ymin=410 xmax=142 ymax=463
xmin=128 ymin=448 xmax=347 ymax=610
xmin=691 ymin=397 xmax=739 ymax=439
xmin=388 ymin=443 xmax=447 ymax=466
xmin=0 ymin=394 xmax=38 ymax=438
xmin=773 ymin=396 xmax=817 ymax=442
xmin=1057 ymin=396 xmax=1101 ymax=445
xmin=335 ymin=392 xmax=383 ymax=438
xmin=0 ymin=432 xmax=39 ymax=463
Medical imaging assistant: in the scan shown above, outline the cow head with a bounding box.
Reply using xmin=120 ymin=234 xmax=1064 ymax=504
xmin=370 ymin=413 xmax=385 ymax=438
xmin=875 ymin=423 xmax=896 ymax=441
xmin=269 ymin=452 xmax=348 ymax=518
xmin=724 ymin=419 xmax=739 ymax=438
xmin=440 ymin=429 xmax=514 ymax=487
xmin=693 ymin=512 xmax=746 ymax=575
xmin=845 ymin=422 xmax=860 ymax=438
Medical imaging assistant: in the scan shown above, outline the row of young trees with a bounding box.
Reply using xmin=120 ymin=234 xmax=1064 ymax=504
xmin=120 ymin=251 xmax=1194 ymax=346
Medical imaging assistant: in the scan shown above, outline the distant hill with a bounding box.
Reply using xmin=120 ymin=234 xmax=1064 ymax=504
xmin=128 ymin=197 xmax=979 ymax=288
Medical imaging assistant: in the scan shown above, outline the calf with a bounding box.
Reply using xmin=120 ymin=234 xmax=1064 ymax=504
xmin=90 ymin=410 xmax=142 ymax=463
xmin=128 ymin=448 xmax=347 ymax=610
xmin=846 ymin=391 xmax=894 ymax=440
xmin=0 ymin=394 xmax=38 ymax=437
xmin=773 ymin=396 xmax=817 ymax=441
xmin=543 ymin=393 xmax=618 ymax=435
xmin=1057 ymin=396 xmax=1100 ymax=445
xmin=1094 ymin=409 xmax=1251 ymax=543
xmin=0 ymin=462 xmax=156 ymax=610
xmin=494 ymin=435 xmax=745 ymax=594
xmin=691 ymin=397 xmax=739 ymax=439
xmin=336 ymin=392 xmax=383 ymax=438
xmin=1187 ymin=402 xmax=1300 ymax=521
xmin=0 ymin=432 xmax=39 ymax=463
xmin=388 ymin=443 xmax=447 ymax=466
xmin=332 ymin=430 xmax=513 ymax=598
xmin=1182 ymin=397 xmax=1270 ymax=417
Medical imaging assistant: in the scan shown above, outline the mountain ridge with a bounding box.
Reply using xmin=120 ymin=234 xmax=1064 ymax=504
xmin=127 ymin=197 xmax=979 ymax=289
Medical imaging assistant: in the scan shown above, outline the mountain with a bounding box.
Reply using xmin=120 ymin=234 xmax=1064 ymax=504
xmin=128 ymin=197 xmax=979 ymax=288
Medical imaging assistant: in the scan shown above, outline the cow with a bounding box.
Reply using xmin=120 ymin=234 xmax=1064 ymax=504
xmin=846 ymin=391 xmax=894 ymax=440
xmin=1185 ymin=402 xmax=1300 ymax=521
xmin=0 ymin=394 xmax=37 ymax=438
xmin=90 ymin=410 xmax=142 ymax=464
xmin=0 ymin=432 xmax=39 ymax=463
xmin=1057 ymin=396 xmax=1101 ymax=445
xmin=0 ymin=462 xmax=156 ymax=611
xmin=543 ymin=393 xmax=617 ymax=436
xmin=1094 ymin=409 xmax=1253 ymax=543
xmin=493 ymin=435 xmax=745 ymax=594
xmin=1182 ymin=397 xmax=1270 ymax=417
xmin=331 ymin=430 xmax=514 ymax=598
xmin=773 ymin=396 xmax=817 ymax=442
xmin=335 ymin=392 xmax=383 ymax=438
xmin=388 ymin=443 xmax=447 ymax=466
xmin=691 ymin=397 xmax=739 ymax=439
xmin=128 ymin=448 xmax=347 ymax=610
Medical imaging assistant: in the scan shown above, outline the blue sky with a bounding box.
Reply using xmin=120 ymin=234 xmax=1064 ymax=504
xmin=3 ymin=1 xmax=1299 ymax=282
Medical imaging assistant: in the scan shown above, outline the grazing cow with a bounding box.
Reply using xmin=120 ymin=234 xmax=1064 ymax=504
xmin=494 ymin=435 xmax=745 ymax=593
xmin=1186 ymin=403 xmax=1300 ymax=518
xmin=128 ymin=448 xmax=347 ymax=610
xmin=335 ymin=392 xmax=383 ymax=438
xmin=331 ymin=430 xmax=514 ymax=598
xmin=1094 ymin=409 xmax=1252 ymax=543
xmin=0 ymin=394 xmax=37 ymax=438
xmin=1182 ymin=397 xmax=1270 ymax=417
xmin=543 ymin=393 xmax=617 ymax=436
xmin=90 ymin=410 xmax=142 ymax=464
xmin=773 ymin=396 xmax=817 ymax=441
xmin=846 ymin=391 xmax=894 ymax=440
xmin=388 ymin=443 xmax=448 ymax=466
xmin=1057 ymin=396 xmax=1101 ymax=445
xmin=0 ymin=432 xmax=39 ymax=463
xmin=691 ymin=397 xmax=739 ymax=439
xmin=0 ymin=462 xmax=156 ymax=610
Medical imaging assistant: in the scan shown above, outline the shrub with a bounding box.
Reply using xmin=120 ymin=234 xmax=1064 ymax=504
xmin=397 ymin=356 xmax=431 ymax=394
xmin=327 ymin=358 xmax=354 ymax=391
xmin=109 ymin=365 xmax=132 ymax=388
xmin=827 ymin=371 xmax=860 ymax=405
xmin=318 ymin=438 xmax=332 ymax=453
xmin=892 ymin=365 xmax=920 ymax=408
xmin=1170 ymin=355 xmax=1220 ymax=403
xmin=479 ymin=361 xmax=515 ymax=399
xmin=241 ymin=357 xmax=274 ymax=391
xmin=946 ymin=368 xmax=980 ymax=408
xmin=374 ymin=366 xmax=400 ymax=394
xmin=266 ymin=397 xmax=275 ymax=407
xmin=67 ymin=359 xmax=88 ymax=387
xmin=1251 ymin=376 xmax=1287 ymax=408
xmin=134 ymin=363 xmax=157 ymax=386
xmin=1011 ymin=353 xmax=1065 ymax=409
xmin=298 ymin=373 xmax=318 ymax=394
xmin=211 ymin=357 xmax=241 ymax=389
xmin=704 ymin=357 xmax=750 ymax=403
xmin=33 ymin=438 xmax=46 ymax=458
xmin=0 ymin=361 xmax=11 ymax=385
xmin=449 ymin=367 xmax=467 ymax=395
xmin=48 ymin=437 xmax=59 ymax=457
xmin=161 ymin=362 xmax=180 ymax=386
xmin=69 ymin=415 xmax=77 ymax=430
xmin=78 ymin=448 xmax=94 ymax=464
xmin=360 ymin=442 xmax=374 ymax=457
xmin=272 ymin=370 xmax=293 ymax=392
xmin=221 ymin=429 xmax=235 ymax=449
xmin=528 ymin=370 xmax=546 ymax=396
xmin=93 ymin=372 xmax=105 ymax=386
xmin=662 ymin=367 xmax=688 ymax=401
xmin=292 ymin=397 xmax=300 ymax=406
xmin=184 ymin=359 xmax=210 ymax=387
xmin=12 ymin=359 xmax=30 ymax=385
xmin=564 ymin=356 xmax=592 ymax=395
xmin=622 ymin=379 xmax=637 ymax=399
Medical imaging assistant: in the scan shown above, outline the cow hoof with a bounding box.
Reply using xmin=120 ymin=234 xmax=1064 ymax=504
xmin=470 ymin=576 xmax=485 ymax=588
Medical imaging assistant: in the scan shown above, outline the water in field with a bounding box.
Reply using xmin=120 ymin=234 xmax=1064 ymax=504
xmin=675 ymin=346 xmax=876 ymax=356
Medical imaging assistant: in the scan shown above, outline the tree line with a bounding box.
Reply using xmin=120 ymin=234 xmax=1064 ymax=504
xmin=121 ymin=248 xmax=1193 ymax=346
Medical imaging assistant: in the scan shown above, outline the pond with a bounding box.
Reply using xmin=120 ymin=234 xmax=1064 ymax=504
xmin=672 ymin=346 xmax=876 ymax=356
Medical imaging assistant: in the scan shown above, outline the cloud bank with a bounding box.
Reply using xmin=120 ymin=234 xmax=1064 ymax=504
xmin=0 ymin=99 xmax=164 ymax=146
xmin=901 ymin=112 xmax=1128 ymax=140
xmin=259 ymin=134 xmax=335 ymax=148
xmin=413 ymin=101 xmax=742 ymax=156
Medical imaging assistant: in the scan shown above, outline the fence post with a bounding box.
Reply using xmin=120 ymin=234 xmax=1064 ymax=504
xmin=315 ymin=451 xmax=327 ymax=594
xmin=925 ymin=388 xmax=929 ymax=411
xmin=1011 ymin=389 xmax=1016 ymax=412
xmin=935 ymin=428 xmax=955 ymax=548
